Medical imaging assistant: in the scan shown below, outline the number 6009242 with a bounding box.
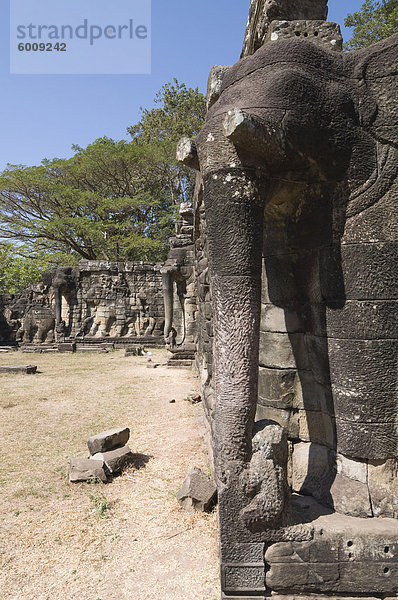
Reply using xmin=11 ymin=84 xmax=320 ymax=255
xmin=18 ymin=42 xmax=67 ymax=51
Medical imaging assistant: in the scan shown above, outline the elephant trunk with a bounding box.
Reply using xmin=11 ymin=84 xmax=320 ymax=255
xmin=203 ymin=167 xmax=266 ymax=483
xmin=162 ymin=271 xmax=174 ymax=340
xmin=53 ymin=286 xmax=62 ymax=325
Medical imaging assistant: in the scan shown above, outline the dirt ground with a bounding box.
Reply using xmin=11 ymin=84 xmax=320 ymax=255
xmin=0 ymin=349 xmax=219 ymax=600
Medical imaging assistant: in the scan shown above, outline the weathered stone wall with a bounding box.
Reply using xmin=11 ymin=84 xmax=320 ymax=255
xmin=193 ymin=180 xmax=215 ymax=465
xmin=178 ymin=0 xmax=398 ymax=597
xmin=241 ymin=0 xmax=328 ymax=57
xmin=0 ymin=261 xmax=165 ymax=344
xmin=70 ymin=261 xmax=164 ymax=340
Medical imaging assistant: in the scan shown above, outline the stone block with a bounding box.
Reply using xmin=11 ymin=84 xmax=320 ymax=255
xmin=220 ymin=542 xmax=265 ymax=563
xmin=125 ymin=345 xmax=144 ymax=357
xmin=91 ymin=445 xmax=134 ymax=474
xmin=76 ymin=347 xmax=109 ymax=353
xmin=368 ymin=459 xmax=398 ymax=518
xmin=255 ymin=404 xmax=299 ymax=440
xmin=294 ymin=370 xmax=334 ymax=414
xmin=330 ymin=338 xmax=398 ymax=425
xmin=69 ymin=458 xmax=107 ymax=483
xmin=267 ymin=20 xmax=343 ymax=51
xmin=176 ymin=466 xmax=216 ymax=512
xmin=267 ymin=561 xmax=340 ymax=592
xmin=58 ymin=343 xmax=76 ymax=353
xmin=0 ymin=365 xmax=37 ymax=374
xmin=330 ymin=473 xmax=372 ymax=518
xmin=321 ymin=242 xmax=398 ymax=301
xmin=336 ymin=454 xmax=367 ymax=484
xmin=260 ymin=303 xmax=302 ymax=333
xmin=87 ymin=427 xmax=130 ymax=455
xmin=298 ymin=409 xmax=335 ymax=449
xmin=258 ymin=366 xmax=296 ymax=410
xmin=336 ymin=418 xmax=398 ymax=461
xmin=292 ymin=442 xmax=335 ymax=505
xmin=221 ymin=563 xmax=266 ymax=595
xmin=259 ymin=331 xmax=300 ymax=369
xmin=326 ymin=300 xmax=398 ymax=340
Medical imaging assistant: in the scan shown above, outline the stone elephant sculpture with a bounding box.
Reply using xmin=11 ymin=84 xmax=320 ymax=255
xmin=179 ymin=30 xmax=398 ymax=599
xmin=161 ymin=248 xmax=192 ymax=348
xmin=16 ymin=306 xmax=55 ymax=344
xmin=161 ymin=202 xmax=196 ymax=350
xmin=48 ymin=267 xmax=78 ymax=338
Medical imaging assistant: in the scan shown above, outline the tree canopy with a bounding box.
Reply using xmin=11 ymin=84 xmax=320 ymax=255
xmin=0 ymin=138 xmax=176 ymax=263
xmin=128 ymin=79 xmax=206 ymax=210
xmin=0 ymin=244 xmax=73 ymax=294
xmin=0 ymin=80 xmax=206 ymax=292
xmin=345 ymin=0 xmax=398 ymax=50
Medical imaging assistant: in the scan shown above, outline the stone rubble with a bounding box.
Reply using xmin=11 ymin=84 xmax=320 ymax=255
xmin=176 ymin=466 xmax=217 ymax=513
xmin=87 ymin=427 xmax=130 ymax=455
xmin=70 ymin=426 xmax=132 ymax=483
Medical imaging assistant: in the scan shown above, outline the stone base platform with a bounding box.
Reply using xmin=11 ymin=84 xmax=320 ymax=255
xmin=221 ymin=495 xmax=398 ymax=599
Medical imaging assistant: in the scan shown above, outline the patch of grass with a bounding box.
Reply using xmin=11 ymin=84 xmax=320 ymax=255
xmin=13 ymin=484 xmax=49 ymax=500
xmin=88 ymin=491 xmax=110 ymax=519
xmin=54 ymin=464 xmax=69 ymax=481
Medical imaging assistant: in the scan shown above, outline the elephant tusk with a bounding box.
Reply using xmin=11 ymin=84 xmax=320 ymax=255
xmin=176 ymin=137 xmax=200 ymax=171
xmin=223 ymin=108 xmax=285 ymax=167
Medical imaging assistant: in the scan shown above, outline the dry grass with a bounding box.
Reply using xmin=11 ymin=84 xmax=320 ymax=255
xmin=0 ymin=349 xmax=219 ymax=600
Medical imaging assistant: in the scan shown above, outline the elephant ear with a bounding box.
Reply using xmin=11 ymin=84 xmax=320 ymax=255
xmin=345 ymin=34 xmax=398 ymax=147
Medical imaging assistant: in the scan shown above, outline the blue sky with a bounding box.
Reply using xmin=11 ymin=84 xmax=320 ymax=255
xmin=0 ymin=0 xmax=363 ymax=170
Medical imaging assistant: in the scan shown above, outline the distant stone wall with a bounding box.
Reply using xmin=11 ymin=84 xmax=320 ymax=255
xmin=71 ymin=261 xmax=165 ymax=340
xmin=0 ymin=261 xmax=165 ymax=344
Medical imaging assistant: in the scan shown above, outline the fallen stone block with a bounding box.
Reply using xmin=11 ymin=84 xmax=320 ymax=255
xmin=0 ymin=365 xmax=37 ymax=374
xmin=58 ymin=343 xmax=76 ymax=353
xmin=87 ymin=427 xmax=130 ymax=455
xmin=91 ymin=445 xmax=134 ymax=474
xmin=100 ymin=343 xmax=115 ymax=350
xmin=176 ymin=466 xmax=217 ymax=512
xmin=125 ymin=345 xmax=145 ymax=357
xmin=69 ymin=458 xmax=107 ymax=483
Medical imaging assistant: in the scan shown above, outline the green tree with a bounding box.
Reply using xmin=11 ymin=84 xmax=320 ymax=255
xmin=0 ymin=138 xmax=176 ymax=263
xmin=128 ymin=79 xmax=207 ymax=206
xmin=0 ymin=243 xmax=74 ymax=294
xmin=0 ymin=80 xmax=206 ymax=276
xmin=345 ymin=0 xmax=398 ymax=50
xmin=128 ymin=79 xmax=206 ymax=144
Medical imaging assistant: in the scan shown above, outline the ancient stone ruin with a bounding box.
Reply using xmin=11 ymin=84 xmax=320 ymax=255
xmin=1 ymin=2 xmax=397 ymax=598
xmin=0 ymin=261 xmax=167 ymax=346
xmin=176 ymin=0 xmax=398 ymax=598
xmin=0 ymin=203 xmax=197 ymax=356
